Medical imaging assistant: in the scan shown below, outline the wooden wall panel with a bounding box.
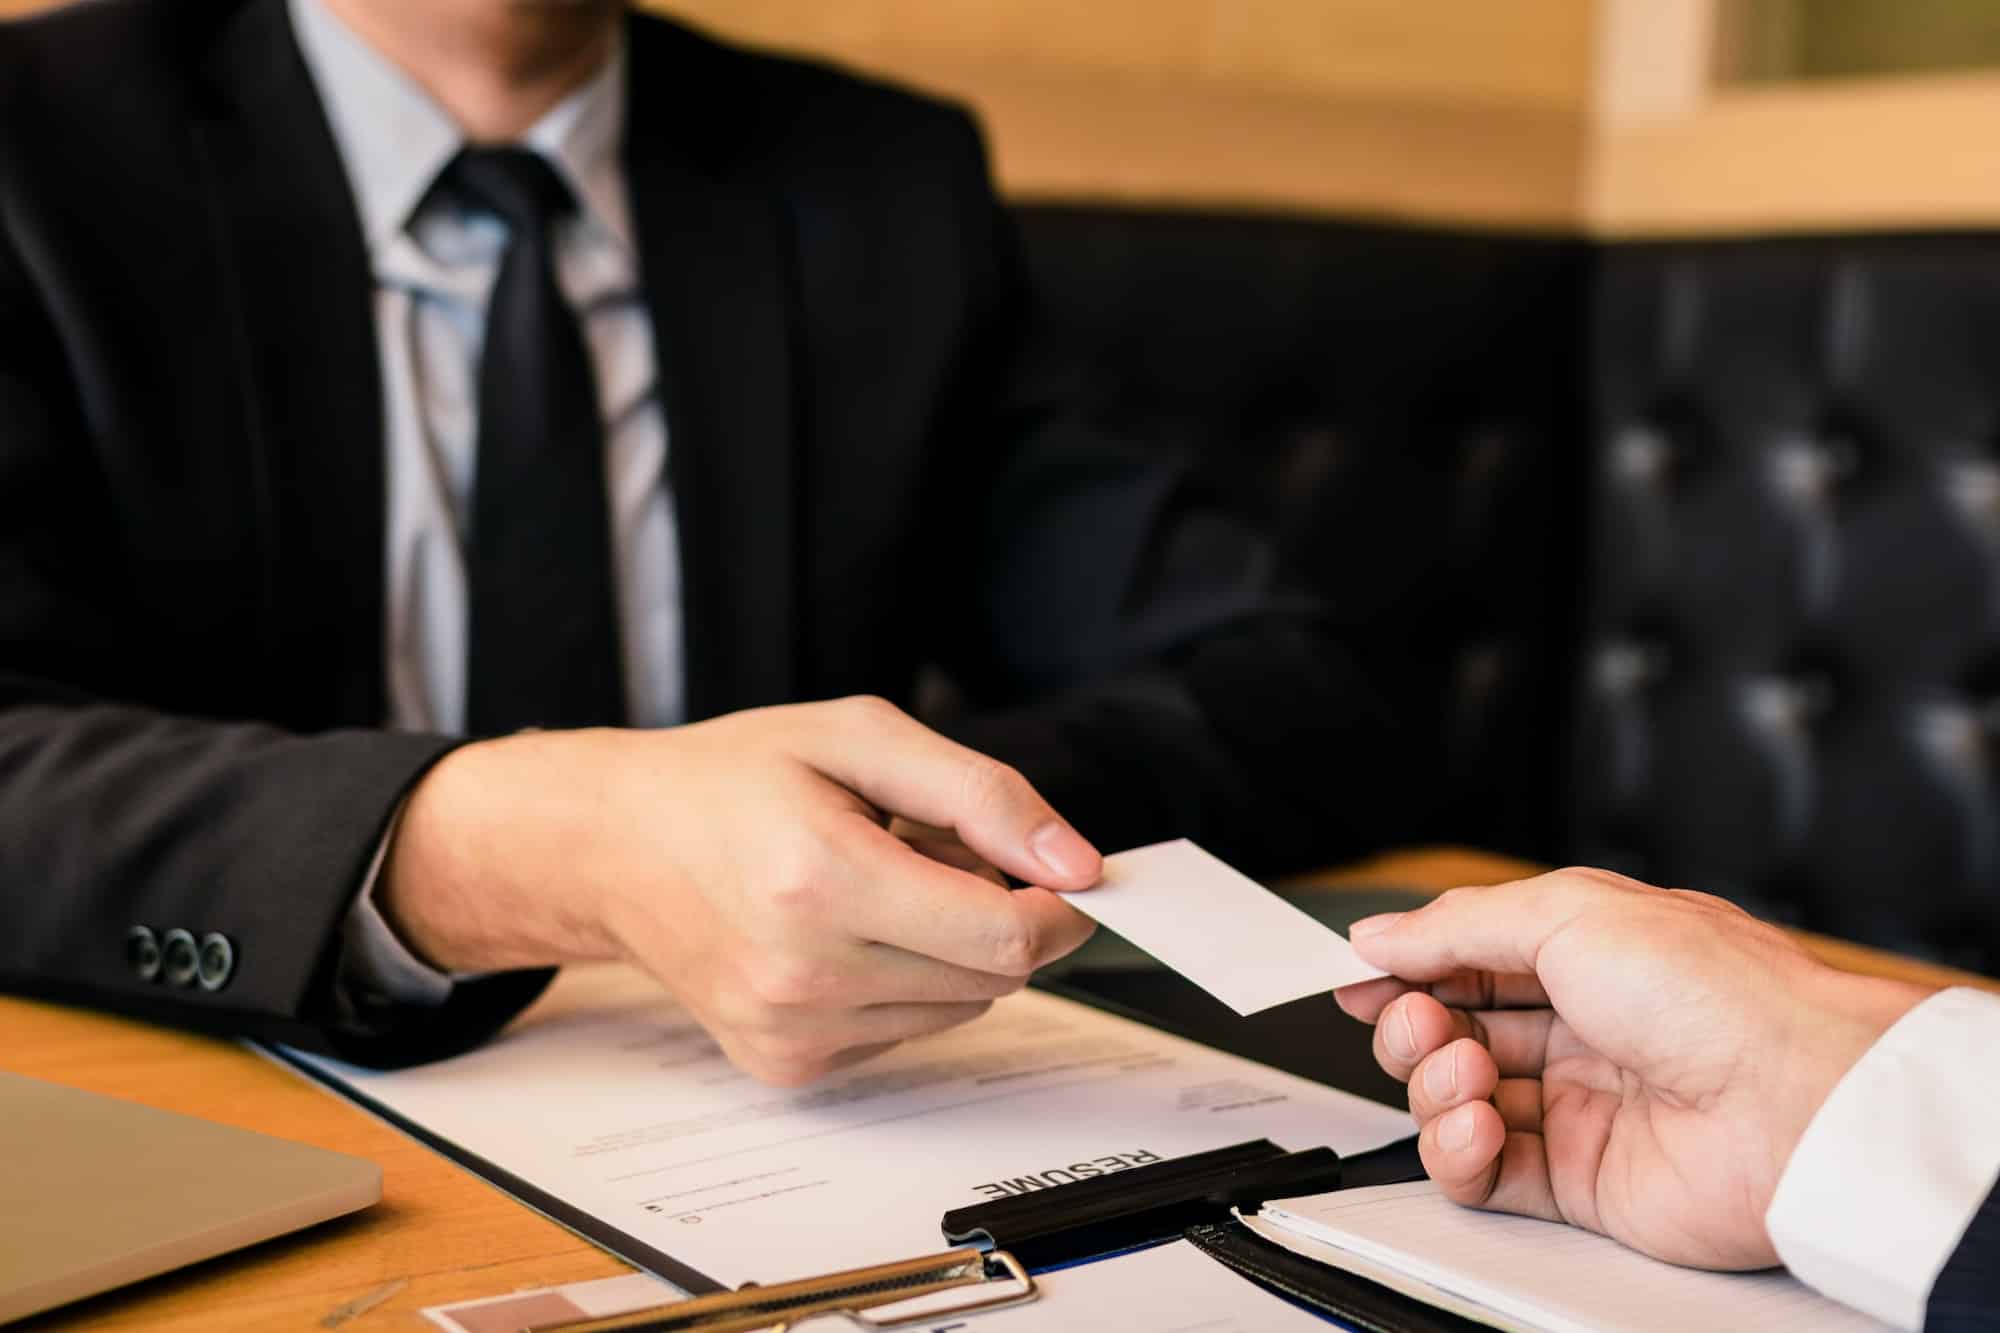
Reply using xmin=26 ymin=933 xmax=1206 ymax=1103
xmin=1588 ymin=0 xmax=2000 ymax=235
xmin=724 ymin=56 xmax=1583 ymax=225
xmin=1588 ymin=70 xmax=2000 ymax=236
xmin=648 ymin=0 xmax=1595 ymax=110
xmin=642 ymin=0 xmax=1594 ymax=225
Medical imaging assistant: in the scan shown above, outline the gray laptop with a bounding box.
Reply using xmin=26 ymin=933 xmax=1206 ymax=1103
xmin=0 ymin=1071 xmax=380 ymax=1322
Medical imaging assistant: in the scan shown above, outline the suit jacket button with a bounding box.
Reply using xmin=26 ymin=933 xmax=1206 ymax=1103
xmin=160 ymin=929 xmax=200 ymax=988
xmin=196 ymin=933 xmax=235 ymax=992
xmin=126 ymin=926 xmax=162 ymax=982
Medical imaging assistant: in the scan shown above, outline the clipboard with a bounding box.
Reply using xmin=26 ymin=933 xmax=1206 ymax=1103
xmin=272 ymin=954 xmax=1424 ymax=1329
xmin=521 ymin=1135 xmax=1458 ymax=1333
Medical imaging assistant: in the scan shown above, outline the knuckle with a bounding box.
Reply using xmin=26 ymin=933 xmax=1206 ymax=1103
xmin=749 ymin=955 xmax=832 ymax=1008
xmin=714 ymin=985 xmax=772 ymax=1037
xmin=1431 ymin=886 xmax=1477 ymax=913
xmin=839 ymin=693 xmax=902 ymax=730
xmin=765 ymin=846 xmax=828 ymax=919
xmin=718 ymin=1032 xmax=807 ymax=1088
xmin=751 ymin=1027 xmax=829 ymax=1074
xmin=958 ymin=755 xmax=1025 ymax=811
xmin=767 ymin=878 xmax=816 ymax=919
xmin=986 ymin=917 xmax=1042 ymax=978
xmin=1556 ymin=865 xmax=1643 ymax=893
xmin=1665 ymin=887 xmax=1749 ymax=918
xmin=749 ymin=1054 xmax=823 ymax=1088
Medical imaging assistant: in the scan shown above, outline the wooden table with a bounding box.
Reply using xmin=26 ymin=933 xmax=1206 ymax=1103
xmin=8 ymin=848 xmax=1996 ymax=1330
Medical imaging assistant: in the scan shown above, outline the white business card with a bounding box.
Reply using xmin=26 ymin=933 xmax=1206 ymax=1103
xmin=1064 ymin=838 xmax=1389 ymax=1014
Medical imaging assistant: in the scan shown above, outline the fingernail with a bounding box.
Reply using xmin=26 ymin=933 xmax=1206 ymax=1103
xmin=1386 ymin=1001 xmax=1418 ymax=1061
xmin=1348 ymin=913 xmax=1403 ymax=941
xmin=1423 ymin=1046 xmax=1457 ymax=1103
xmin=1030 ymin=821 xmax=1099 ymax=882
xmin=1442 ymin=1103 xmax=1477 ymax=1152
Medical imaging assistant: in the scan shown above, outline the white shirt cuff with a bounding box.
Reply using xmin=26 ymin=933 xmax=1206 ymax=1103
xmin=1766 ymin=986 xmax=2000 ymax=1330
xmin=338 ymin=803 xmax=456 ymax=1007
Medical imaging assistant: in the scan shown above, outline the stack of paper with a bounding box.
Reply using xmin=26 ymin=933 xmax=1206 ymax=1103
xmin=1250 ymin=1181 xmax=1892 ymax=1332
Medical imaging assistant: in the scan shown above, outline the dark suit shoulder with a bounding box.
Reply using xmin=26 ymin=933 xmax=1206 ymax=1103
xmin=628 ymin=9 xmax=971 ymax=129
xmin=0 ymin=0 xmax=162 ymax=57
xmin=0 ymin=0 xmax=231 ymax=89
xmin=0 ymin=0 xmax=237 ymax=160
xmin=624 ymin=11 xmax=986 ymax=185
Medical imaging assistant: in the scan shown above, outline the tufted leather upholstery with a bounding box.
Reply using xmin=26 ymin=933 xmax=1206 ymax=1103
xmin=1013 ymin=208 xmax=2000 ymax=972
xmin=1580 ymin=238 xmax=2000 ymax=970
xmin=1014 ymin=206 xmax=1587 ymax=855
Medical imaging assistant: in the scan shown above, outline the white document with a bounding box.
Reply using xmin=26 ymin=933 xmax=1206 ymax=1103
xmin=1071 ymin=839 xmax=1388 ymax=1013
xmin=283 ymin=964 xmax=1408 ymax=1292
xmin=1256 ymin=1181 xmax=1893 ymax=1333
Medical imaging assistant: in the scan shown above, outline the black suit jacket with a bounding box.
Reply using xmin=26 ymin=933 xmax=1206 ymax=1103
xmin=0 ymin=0 xmax=1407 ymax=1065
xmin=1931 ymin=1182 xmax=2000 ymax=1329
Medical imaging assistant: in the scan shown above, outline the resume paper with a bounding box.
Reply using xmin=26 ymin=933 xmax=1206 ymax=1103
xmin=279 ymin=965 xmax=1408 ymax=1292
xmin=1069 ymin=839 xmax=1389 ymax=1014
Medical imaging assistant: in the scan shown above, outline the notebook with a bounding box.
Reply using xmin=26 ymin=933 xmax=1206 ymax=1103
xmin=1248 ymin=1180 xmax=1891 ymax=1332
xmin=0 ymin=1071 xmax=381 ymax=1322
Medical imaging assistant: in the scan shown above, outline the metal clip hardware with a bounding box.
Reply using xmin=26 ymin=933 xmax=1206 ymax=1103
xmin=523 ymin=1248 xmax=1035 ymax=1333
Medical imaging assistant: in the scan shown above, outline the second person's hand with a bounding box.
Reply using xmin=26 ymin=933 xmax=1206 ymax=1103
xmin=1333 ymin=868 xmax=1929 ymax=1270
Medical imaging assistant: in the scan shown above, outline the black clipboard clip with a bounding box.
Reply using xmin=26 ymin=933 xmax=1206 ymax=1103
xmin=942 ymin=1134 xmax=1475 ymax=1333
xmin=938 ymin=1135 xmax=1422 ymax=1270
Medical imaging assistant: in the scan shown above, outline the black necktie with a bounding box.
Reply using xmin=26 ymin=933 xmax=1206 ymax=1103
xmin=445 ymin=147 xmax=625 ymax=735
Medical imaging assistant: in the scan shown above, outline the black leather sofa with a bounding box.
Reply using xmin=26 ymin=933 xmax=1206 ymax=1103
xmin=1015 ymin=206 xmax=2000 ymax=974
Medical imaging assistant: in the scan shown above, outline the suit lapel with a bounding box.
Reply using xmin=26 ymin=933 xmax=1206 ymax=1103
xmin=193 ymin=0 xmax=386 ymax=730
xmin=188 ymin=4 xmax=800 ymax=728
xmin=624 ymin=19 xmax=798 ymax=720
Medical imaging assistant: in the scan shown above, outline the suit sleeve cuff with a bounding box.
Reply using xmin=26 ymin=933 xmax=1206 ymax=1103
xmin=1765 ymin=986 xmax=2000 ymax=1329
xmin=337 ymin=800 xmax=455 ymax=1007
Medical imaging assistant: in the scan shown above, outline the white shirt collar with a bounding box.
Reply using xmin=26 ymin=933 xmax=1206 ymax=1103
xmin=287 ymin=0 xmax=633 ymax=256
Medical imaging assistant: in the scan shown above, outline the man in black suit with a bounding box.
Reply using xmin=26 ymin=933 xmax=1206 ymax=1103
xmin=1336 ymin=867 xmax=2000 ymax=1330
xmin=0 ymin=0 xmax=1402 ymax=1079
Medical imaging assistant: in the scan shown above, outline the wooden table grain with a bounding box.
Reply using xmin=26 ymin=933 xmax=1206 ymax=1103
xmin=7 ymin=847 xmax=1995 ymax=1329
